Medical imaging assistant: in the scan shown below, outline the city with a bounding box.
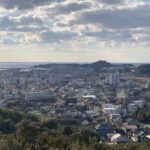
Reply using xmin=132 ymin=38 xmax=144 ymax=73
xmin=0 ymin=61 xmax=149 ymax=146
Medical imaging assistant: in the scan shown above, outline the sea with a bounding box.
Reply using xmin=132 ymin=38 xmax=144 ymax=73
xmin=0 ymin=62 xmax=89 ymax=69
xmin=0 ymin=62 xmax=47 ymax=69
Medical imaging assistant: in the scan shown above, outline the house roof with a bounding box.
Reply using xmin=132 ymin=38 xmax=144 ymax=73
xmin=95 ymin=122 xmax=113 ymax=130
xmin=146 ymin=135 xmax=150 ymax=139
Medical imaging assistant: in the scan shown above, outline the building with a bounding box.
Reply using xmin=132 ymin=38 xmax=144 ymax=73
xmin=117 ymin=89 xmax=128 ymax=99
xmin=24 ymin=91 xmax=54 ymax=101
xmin=109 ymin=72 xmax=120 ymax=87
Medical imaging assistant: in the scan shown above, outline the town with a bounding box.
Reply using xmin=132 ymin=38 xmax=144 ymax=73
xmin=0 ymin=61 xmax=150 ymax=144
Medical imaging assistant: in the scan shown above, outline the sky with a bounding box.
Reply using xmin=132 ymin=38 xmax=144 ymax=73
xmin=0 ymin=0 xmax=150 ymax=63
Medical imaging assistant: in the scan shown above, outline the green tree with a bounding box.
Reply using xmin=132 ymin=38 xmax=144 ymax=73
xmin=16 ymin=120 xmax=39 ymax=148
xmin=63 ymin=126 xmax=73 ymax=136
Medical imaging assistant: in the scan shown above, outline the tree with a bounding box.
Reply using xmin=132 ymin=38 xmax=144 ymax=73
xmin=42 ymin=120 xmax=58 ymax=130
xmin=16 ymin=120 xmax=39 ymax=147
xmin=63 ymin=126 xmax=73 ymax=136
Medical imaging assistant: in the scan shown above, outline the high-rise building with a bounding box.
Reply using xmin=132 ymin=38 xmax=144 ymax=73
xmin=109 ymin=71 xmax=120 ymax=87
xmin=146 ymin=78 xmax=150 ymax=89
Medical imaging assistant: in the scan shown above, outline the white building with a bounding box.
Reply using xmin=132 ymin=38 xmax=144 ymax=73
xmin=24 ymin=91 xmax=54 ymax=101
xmin=102 ymin=104 xmax=120 ymax=115
xmin=127 ymin=100 xmax=145 ymax=114
xmin=145 ymin=78 xmax=150 ymax=89
xmin=117 ymin=89 xmax=128 ymax=99
xmin=109 ymin=72 xmax=120 ymax=87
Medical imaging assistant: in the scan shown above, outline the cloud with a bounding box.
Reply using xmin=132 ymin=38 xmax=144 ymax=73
xmin=2 ymin=38 xmax=18 ymax=45
xmin=0 ymin=15 xmax=45 ymax=32
xmin=40 ymin=30 xmax=78 ymax=43
xmin=0 ymin=0 xmax=150 ymax=47
xmin=0 ymin=16 xmax=16 ymax=29
xmin=19 ymin=15 xmax=43 ymax=26
xmin=98 ymin=0 xmax=125 ymax=5
xmin=0 ymin=0 xmax=62 ymax=10
xmin=83 ymin=29 xmax=132 ymax=42
xmin=70 ymin=5 xmax=150 ymax=29
xmin=51 ymin=2 xmax=91 ymax=14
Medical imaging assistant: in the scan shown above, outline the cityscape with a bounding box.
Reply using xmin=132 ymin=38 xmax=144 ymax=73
xmin=0 ymin=61 xmax=149 ymax=147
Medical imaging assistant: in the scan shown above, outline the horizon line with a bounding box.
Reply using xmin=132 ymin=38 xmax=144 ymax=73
xmin=0 ymin=61 xmax=149 ymax=64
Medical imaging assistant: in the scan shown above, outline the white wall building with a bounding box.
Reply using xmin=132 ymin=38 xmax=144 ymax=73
xmin=102 ymin=104 xmax=120 ymax=115
xmin=109 ymin=72 xmax=120 ymax=87
xmin=24 ymin=91 xmax=54 ymax=100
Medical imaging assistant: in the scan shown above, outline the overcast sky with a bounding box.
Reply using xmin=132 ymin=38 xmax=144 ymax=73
xmin=0 ymin=0 xmax=150 ymax=62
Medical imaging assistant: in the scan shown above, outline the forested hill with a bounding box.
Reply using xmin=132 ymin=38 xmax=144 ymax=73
xmin=34 ymin=60 xmax=114 ymax=71
xmin=90 ymin=60 xmax=113 ymax=72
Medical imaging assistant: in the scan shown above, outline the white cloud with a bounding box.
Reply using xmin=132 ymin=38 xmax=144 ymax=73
xmin=0 ymin=0 xmax=149 ymax=61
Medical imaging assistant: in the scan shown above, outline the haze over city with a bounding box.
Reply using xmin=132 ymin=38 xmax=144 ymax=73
xmin=0 ymin=0 xmax=150 ymax=62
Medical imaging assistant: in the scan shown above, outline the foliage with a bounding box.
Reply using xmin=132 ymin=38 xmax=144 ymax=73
xmin=138 ymin=64 xmax=150 ymax=75
xmin=133 ymin=108 xmax=150 ymax=123
xmin=42 ymin=119 xmax=58 ymax=130
xmin=63 ymin=126 xmax=73 ymax=136
xmin=0 ymin=109 xmax=149 ymax=150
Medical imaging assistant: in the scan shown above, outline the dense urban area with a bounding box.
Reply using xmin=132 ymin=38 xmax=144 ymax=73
xmin=0 ymin=61 xmax=150 ymax=150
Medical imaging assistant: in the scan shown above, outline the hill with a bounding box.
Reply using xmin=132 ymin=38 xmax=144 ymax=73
xmin=34 ymin=60 xmax=113 ymax=72
xmin=91 ymin=60 xmax=113 ymax=67
xmin=90 ymin=60 xmax=113 ymax=71
xmin=137 ymin=64 xmax=150 ymax=75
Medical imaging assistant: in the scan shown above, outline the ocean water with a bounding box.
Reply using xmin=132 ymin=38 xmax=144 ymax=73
xmin=0 ymin=62 xmax=41 ymax=69
xmin=0 ymin=62 xmax=89 ymax=69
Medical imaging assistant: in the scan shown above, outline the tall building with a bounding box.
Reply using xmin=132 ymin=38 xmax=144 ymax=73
xmin=109 ymin=72 xmax=120 ymax=87
xmin=146 ymin=78 xmax=150 ymax=89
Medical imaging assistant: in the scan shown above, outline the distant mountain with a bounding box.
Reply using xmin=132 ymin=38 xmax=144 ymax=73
xmin=90 ymin=60 xmax=113 ymax=72
xmin=34 ymin=60 xmax=113 ymax=72
xmin=91 ymin=60 xmax=113 ymax=67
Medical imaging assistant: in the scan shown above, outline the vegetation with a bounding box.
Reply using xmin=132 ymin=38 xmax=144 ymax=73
xmin=0 ymin=109 xmax=149 ymax=150
xmin=90 ymin=60 xmax=113 ymax=72
xmin=133 ymin=108 xmax=150 ymax=124
xmin=138 ymin=64 xmax=150 ymax=75
xmin=34 ymin=60 xmax=113 ymax=73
